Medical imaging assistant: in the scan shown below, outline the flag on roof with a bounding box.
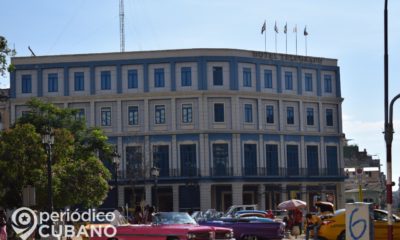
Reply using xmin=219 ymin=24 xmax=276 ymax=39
xmin=261 ymin=20 xmax=266 ymax=34
xmin=304 ymin=26 xmax=308 ymax=36
xmin=274 ymin=21 xmax=278 ymax=33
xmin=284 ymin=23 xmax=287 ymax=34
xmin=293 ymin=24 xmax=297 ymax=33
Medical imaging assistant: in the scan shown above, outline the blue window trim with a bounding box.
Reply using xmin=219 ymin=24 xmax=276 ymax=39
xmin=181 ymin=67 xmax=192 ymax=87
xmin=182 ymin=104 xmax=193 ymax=123
xmin=21 ymin=74 xmax=32 ymax=93
xmin=244 ymin=104 xmax=253 ymax=123
xmin=266 ymin=105 xmax=274 ymax=124
xmin=101 ymin=107 xmax=112 ymax=126
xmin=155 ymin=105 xmax=166 ymax=124
xmin=284 ymin=71 xmax=293 ymax=90
xmin=244 ymin=143 xmax=257 ymax=175
xmin=128 ymin=106 xmax=139 ymax=125
xmin=287 ymin=106 xmax=294 ymax=125
xmin=212 ymin=143 xmax=229 ymax=176
xmin=243 ymin=67 xmax=252 ymax=87
xmin=128 ymin=69 xmax=138 ymax=89
xmin=74 ymin=72 xmax=84 ymax=91
xmin=180 ymin=144 xmax=197 ymax=177
xmin=154 ymin=68 xmax=165 ymax=88
xmin=305 ymin=73 xmax=313 ymax=92
xmin=306 ymin=107 xmax=314 ymax=126
xmin=213 ymin=66 xmax=223 ymax=86
xmin=266 ymin=144 xmax=279 ymax=176
xmin=264 ymin=69 xmax=273 ymax=88
xmin=326 ymin=109 xmax=333 ymax=126
xmin=214 ymin=103 xmax=224 ymax=122
xmin=101 ymin=71 xmax=111 ymax=90
xmin=286 ymin=145 xmax=299 ymax=175
xmin=48 ymin=73 xmax=58 ymax=92
xmin=324 ymin=74 xmax=332 ymax=93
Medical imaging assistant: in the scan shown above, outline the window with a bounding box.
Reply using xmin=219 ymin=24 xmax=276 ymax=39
xmin=75 ymin=108 xmax=85 ymax=121
xmin=74 ymin=72 xmax=84 ymax=91
xmin=153 ymin=145 xmax=169 ymax=177
xmin=180 ymin=144 xmax=197 ymax=177
xmin=326 ymin=109 xmax=333 ymax=126
xmin=101 ymin=107 xmax=111 ymax=126
xmin=128 ymin=69 xmax=138 ymax=89
xmin=287 ymin=107 xmax=294 ymax=125
xmin=266 ymin=105 xmax=274 ymax=124
xmin=128 ymin=106 xmax=139 ymax=125
xmin=181 ymin=67 xmax=192 ymax=86
xmin=286 ymin=145 xmax=299 ymax=175
xmin=285 ymin=71 xmax=293 ymax=90
xmin=244 ymin=104 xmax=253 ymax=123
xmin=154 ymin=68 xmax=165 ymax=88
xmin=155 ymin=105 xmax=166 ymax=124
xmin=305 ymin=73 xmax=313 ymax=91
xmin=266 ymin=144 xmax=279 ymax=176
xmin=307 ymin=146 xmax=319 ymax=176
xmin=264 ymin=69 xmax=273 ymax=88
xmin=126 ymin=146 xmax=143 ymax=178
xmin=214 ymin=103 xmax=224 ymax=122
xmin=326 ymin=146 xmax=338 ymax=175
xmin=306 ymin=108 xmax=314 ymax=126
xmin=21 ymin=74 xmax=32 ymax=93
xmin=324 ymin=75 xmax=332 ymax=93
xmin=213 ymin=143 xmax=229 ymax=176
xmin=213 ymin=66 xmax=223 ymax=86
xmin=244 ymin=144 xmax=257 ymax=175
xmin=48 ymin=73 xmax=58 ymax=92
xmin=101 ymin=71 xmax=111 ymax=90
xmin=243 ymin=68 xmax=252 ymax=87
xmin=182 ymin=104 xmax=193 ymax=123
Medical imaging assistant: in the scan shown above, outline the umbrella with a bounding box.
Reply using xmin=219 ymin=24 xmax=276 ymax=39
xmin=277 ymin=199 xmax=307 ymax=210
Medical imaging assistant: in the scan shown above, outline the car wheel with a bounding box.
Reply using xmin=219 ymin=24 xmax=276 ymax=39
xmin=242 ymin=235 xmax=258 ymax=240
xmin=167 ymin=237 xmax=179 ymax=240
xmin=337 ymin=231 xmax=345 ymax=240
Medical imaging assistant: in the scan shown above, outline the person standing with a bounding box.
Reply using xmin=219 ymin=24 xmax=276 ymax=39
xmin=305 ymin=213 xmax=321 ymax=240
xmin=0 ymin=209 xmax=7 ymax=240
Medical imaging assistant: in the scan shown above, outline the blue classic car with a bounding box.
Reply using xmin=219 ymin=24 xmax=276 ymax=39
xmin=198 ymin=210 xmax=285 ymax=240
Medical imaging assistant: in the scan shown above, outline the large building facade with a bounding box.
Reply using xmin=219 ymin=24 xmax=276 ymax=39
xmin=9 ymin=48 xmax=345 ymax=211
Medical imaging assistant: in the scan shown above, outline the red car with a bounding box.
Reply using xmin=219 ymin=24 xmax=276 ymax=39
xmin=90 ymin=212 xmax=235 ymax=240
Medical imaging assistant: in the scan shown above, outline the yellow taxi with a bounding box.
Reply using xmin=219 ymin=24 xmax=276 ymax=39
xmin=317 ymin=209 xmax=400 ymax=240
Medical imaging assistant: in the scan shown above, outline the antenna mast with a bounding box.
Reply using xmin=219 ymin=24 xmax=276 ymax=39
xmin=119 ymin=0 xmax=125 ymax=52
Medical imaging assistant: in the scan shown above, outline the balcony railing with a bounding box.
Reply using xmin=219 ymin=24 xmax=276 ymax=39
xmin=120 ymin=167 xmax=345 ymax=180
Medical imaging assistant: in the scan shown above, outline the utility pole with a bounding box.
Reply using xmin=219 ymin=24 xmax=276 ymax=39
xmin=119 ymin=0 xmax=125 ymax=52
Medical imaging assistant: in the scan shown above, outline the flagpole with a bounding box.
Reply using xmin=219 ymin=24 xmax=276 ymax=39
xmin=285 ymin=31 xmax=287 ymax=54
xmin=264 ymin=30 xmax=266 ymax=52
xmin=295 ymin=25 xmax=298 ymax=55
xmin=275 ymin=31 xmax=277 ymax=53
xmin=305 ymin=36 xmax=308 ymax=56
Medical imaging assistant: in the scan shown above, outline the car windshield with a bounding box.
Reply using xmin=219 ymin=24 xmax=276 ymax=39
xmin=154 ymin=212 xmax=197 ymax=225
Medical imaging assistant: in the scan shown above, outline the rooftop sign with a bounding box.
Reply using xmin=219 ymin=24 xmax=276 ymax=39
xmin=252 ymin=51 xmax=323 ymax=64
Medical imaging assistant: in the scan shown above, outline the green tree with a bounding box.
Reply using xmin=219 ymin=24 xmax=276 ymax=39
xmin=0 ymin=98 xmax=112 ymax=209
xmin=0 ymin=35 xmax=16 ymax=77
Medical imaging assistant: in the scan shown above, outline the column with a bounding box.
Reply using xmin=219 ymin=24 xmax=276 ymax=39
xmin=259 ymin=184 xmax=266 ymax=210
xmin=117 ymin=100 xmax=122 ymax=133
xmin=281 ymin=183 xmax=287 ymax=201
xmin=172 ymin=185 xmax=179 ymax=212
xmin=301 ymin=184 xmax=307 ymax=202
xmin=171 ymin=135 xmax=177 ymax=173
xmin=232 ymin=183 xmax=243 ymax=206
xmin=118 ymin=186 xmax=124 ymax=208
xmin=200 ymin=183 xmax=212 ymax=210
xmin=145 ymin=184 xmax=152 ymax=206
xmin=90 ymin=100 xmax=95 ymax=126
xmin=171 ymin=98 xmax=176 ymax=131
xmin=232 ymin=134 xmax=241 ymax=176
xmin=144 ymin=99 xmax=149 ymax=132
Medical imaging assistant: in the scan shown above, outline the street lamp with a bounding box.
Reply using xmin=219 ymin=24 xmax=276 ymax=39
xmin=150 ymin=166 xmax=160 ymax=211
xmin=42 ymin=127 xmax=54 ymax=212
xmin=112 ymin=147 xmax=121 ymax=209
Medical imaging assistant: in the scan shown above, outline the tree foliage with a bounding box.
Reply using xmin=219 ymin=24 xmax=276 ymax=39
xmin=0 ymin=98 xmax=113 ymax=209
xmin=0 ymin=35 xmax=16 ymax=77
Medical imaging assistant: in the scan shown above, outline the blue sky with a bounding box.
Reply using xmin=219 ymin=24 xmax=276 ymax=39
xmin=1 ymin=0 xmax=399 ymax=191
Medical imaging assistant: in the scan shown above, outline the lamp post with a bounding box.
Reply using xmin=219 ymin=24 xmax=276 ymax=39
xmin=42 ymin=127 xmax=54 ymax=212
xmin=112 ymin=147 xmax=121 ymax=209
xmin=150 ymin=166 xmax=160 ymax=211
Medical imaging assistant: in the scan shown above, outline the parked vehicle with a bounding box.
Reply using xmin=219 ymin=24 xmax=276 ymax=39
xmin=199 ymin=213 xmax=285 ymax=240
xmin=234 ymin=210 xmax=275 ymax=219
xmin=317 ymin=209 xmax=400 ymax=240
xmin=224 ymin=205 xmax=258 ymax=218
xmin=90 ymin=212 xmax=234 ymax=240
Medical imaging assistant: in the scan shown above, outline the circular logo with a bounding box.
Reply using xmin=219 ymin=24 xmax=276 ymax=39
xmin=11 ymin=207 xmax=38 ymax=240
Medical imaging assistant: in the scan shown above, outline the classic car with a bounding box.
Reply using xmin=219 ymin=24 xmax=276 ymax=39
xmin=89 ymin=211 xmax=235 ymax=240
xmin=316 ymin=208 xmax=400 ymax=240
xmin=233 ymin=210 xmax=275 ymax=219
xmin=199 ymin=212 xmax=285 ymax=240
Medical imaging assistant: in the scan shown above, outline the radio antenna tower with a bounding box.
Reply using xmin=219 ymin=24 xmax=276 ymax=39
xmin=119 ymin=0 xmax=125 ymax=52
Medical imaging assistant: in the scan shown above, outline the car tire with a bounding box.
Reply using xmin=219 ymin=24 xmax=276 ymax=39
xmin=167 ymin=237 xmax=179 ymax=240
xmin=337 ymin=231 xmax=345 ymax=240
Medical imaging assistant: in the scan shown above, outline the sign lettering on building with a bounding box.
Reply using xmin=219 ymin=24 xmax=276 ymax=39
xmin=252 ymin=51 xmax=323 ymax=64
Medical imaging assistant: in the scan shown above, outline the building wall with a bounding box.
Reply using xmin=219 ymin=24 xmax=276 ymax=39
xmin=10 ymin=49 xmax=345 ymax=211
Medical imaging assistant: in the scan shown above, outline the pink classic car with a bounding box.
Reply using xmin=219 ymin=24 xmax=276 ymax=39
xmin=90 ymin=212 xmax=234 ymax=240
